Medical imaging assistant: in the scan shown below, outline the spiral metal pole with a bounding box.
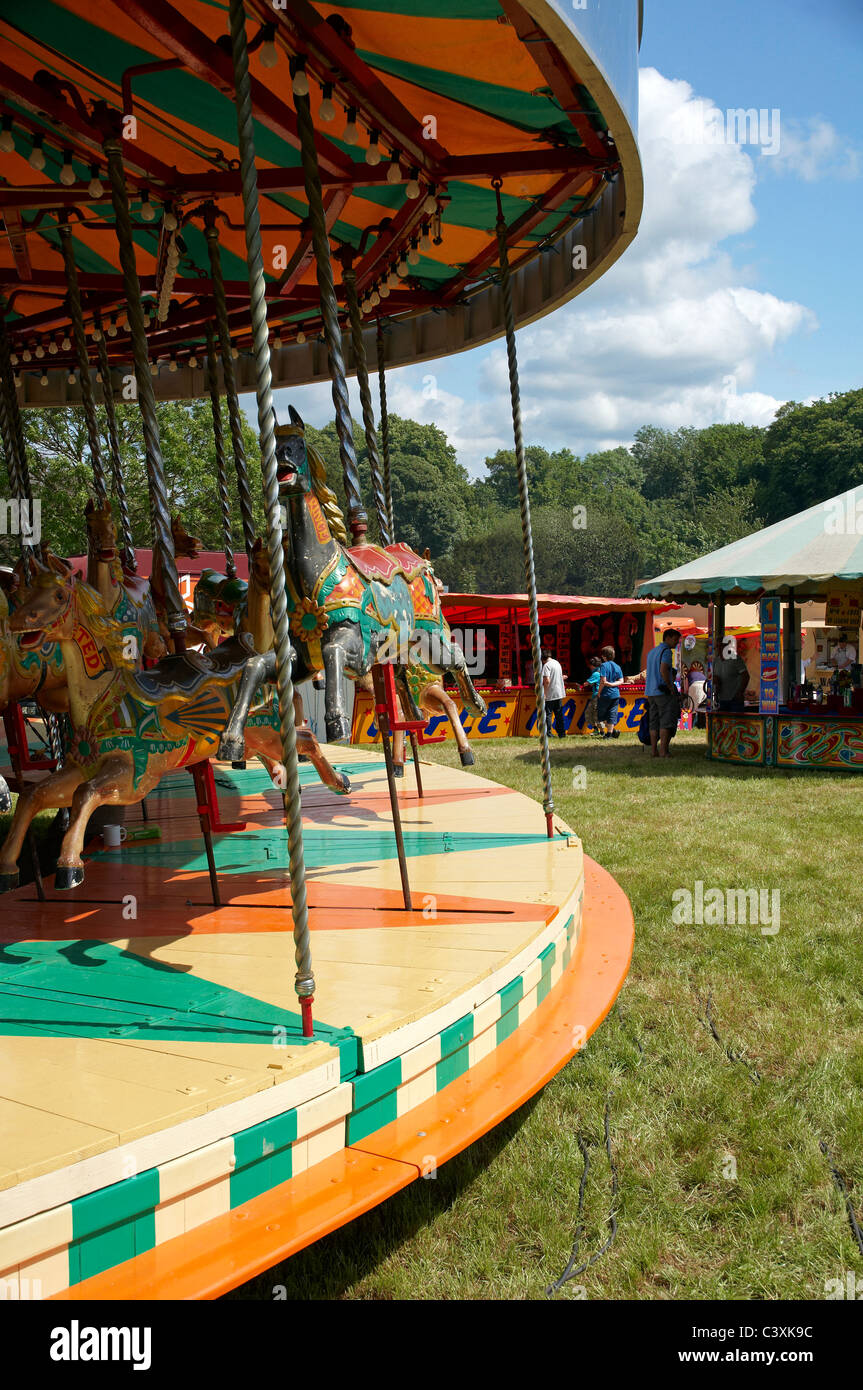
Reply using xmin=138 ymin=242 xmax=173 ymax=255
xmin=95 ymin=322 xmax=136 ymax=571
xmin=376 ymin=319 xmax=395 ymax=540
xmin=205 ymin=327 xmax=237 ymax=579
xmin=0 ymin=315 xmax=33 ymax=583
xmin=103 ymin=135 xmax=186 ymax=641
xmin=59 ymin=224 xmax=107 ymax=507
xmin=293 ymin=88 xmax=367 ymax=542
xmin=493 ymin=187 xmax=554 ymax=835
xmin=343 ymin=267 xmax=391 ymax=545
xmin=204 ymin=219 xmax=256 ymax=564
xmin=228 ymin=0 xmax=314 ymax=1028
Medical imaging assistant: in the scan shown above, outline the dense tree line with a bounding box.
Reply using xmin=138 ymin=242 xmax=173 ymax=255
xmin=2 ymin=386 xmax=861 ymax=595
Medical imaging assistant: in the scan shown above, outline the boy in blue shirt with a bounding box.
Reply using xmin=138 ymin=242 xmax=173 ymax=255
xmin=583 ymin=656 xmax=602 ymax=735
xmin=597 ymin=644 xmax=624 ymax=738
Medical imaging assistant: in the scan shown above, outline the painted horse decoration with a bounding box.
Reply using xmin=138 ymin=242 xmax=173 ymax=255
xmin=0 ymin=567 xmax=350 ymax=892
xmin=220 ymin=407 xmax=486 ymax=757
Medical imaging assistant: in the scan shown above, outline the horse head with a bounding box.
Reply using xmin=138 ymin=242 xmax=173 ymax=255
xmin=85 ymin=497 xmax=117 ymax=561
xmin=171 ymin=515 xmax=204 ymax=559
xmin=8 ymin=568 xmax=78 ymax=649
xmin=275 ymin=406 xmax=311 ymax=497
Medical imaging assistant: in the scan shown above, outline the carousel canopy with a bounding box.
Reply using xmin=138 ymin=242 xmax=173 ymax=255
xmin=441 ymin=592 xmax=672 ymax=624
xmin=0 ymin=0 xmax=642 ymax=405
xmin=637 ymin=487 xmax=863 ymax=603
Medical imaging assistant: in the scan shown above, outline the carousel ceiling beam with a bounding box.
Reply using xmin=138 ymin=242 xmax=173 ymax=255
xmin=353 ymin=194 xmax=428 ymax=294
xmin=2 ymin=209 xmax=33 ymax=281
xmin=253 ymin=0 xmax=449 ymax=174
xmin=276 ymin=188 xmax=349 ymax=296
xmin=0 ymin=64 xmax=178 ymax=186
xmin=113 ymin=0 xmax=355 ymax=180
xmin=498 ymin=0 xmax=611 ymax=162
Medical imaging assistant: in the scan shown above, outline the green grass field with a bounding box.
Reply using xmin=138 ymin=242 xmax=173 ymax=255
xmin=229 ymin=729 xmax=863 ymax=1300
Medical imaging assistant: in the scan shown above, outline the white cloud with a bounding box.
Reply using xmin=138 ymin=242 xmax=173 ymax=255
xmin=766 ymin=116 xmax=861 ymax=182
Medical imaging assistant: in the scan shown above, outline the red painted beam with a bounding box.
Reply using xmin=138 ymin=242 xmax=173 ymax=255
xmin=276 ymin=188 xmax=349 ymax=296
xmin=2 ymin=209 xmax=33 ymax=282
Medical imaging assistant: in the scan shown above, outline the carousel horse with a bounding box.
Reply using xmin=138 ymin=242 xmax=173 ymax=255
xmin=220 ymin=408 xmax=486 ymax=756
xmin=85 ymin=498 xmax=165 ymax=662
xmin=1 ymin=552 xmax=72 ymax=715
xmin=191 ymin=567 xmax=249 ymax=649
xmin=0 ymin=567 xmax=351 ymax=892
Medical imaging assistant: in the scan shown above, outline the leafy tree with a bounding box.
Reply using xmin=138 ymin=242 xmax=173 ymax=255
xmin=759 ymin=388 xmax=863 ymax=523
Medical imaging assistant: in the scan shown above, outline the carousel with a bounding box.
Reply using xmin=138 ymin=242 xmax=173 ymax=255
xmin=0 ymin=1 xmax=641 ymax=1298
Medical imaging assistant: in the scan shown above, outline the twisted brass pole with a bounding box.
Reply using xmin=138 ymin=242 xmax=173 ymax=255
xmin=95 ymin=322 xmax=136 ymax=571
xmin=103 ymin=135 xmax=186 ymax=642
xmin=343 ymin=266 xmax=391 ymax=545
xmin=376 ymin=319 xmax=395 ymax=540
xmin=204 ymin=219 xmax=256 ymax=564
xmin=228 ymin=0 xmax=314 ymax=1031
xmin=0 ymin=314 xmax=32 ymax=582
xmin=493 ymin=184 xmax=554 ymax=836
xmin=59 ymin=223 xmax=107 ymax=507
xmin=293 ymin=87 xmax=367 ymax=542
xmin=205 ymin=326 xmax=237 ymax=578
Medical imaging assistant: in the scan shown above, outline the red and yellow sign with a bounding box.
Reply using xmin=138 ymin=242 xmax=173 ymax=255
xmin=351 ymin=684 xmax=649 ymax=743
xmin=825 ymin=588 xmax=862 ymax=631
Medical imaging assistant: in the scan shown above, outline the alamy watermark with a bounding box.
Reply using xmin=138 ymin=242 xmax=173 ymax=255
xmin=672 ymin=102 xmax=781 ymax=156
xmin=0 ymin=497 xmax=41 ymax=546
xmin=672 ymin=881 xmax=780 ymax=936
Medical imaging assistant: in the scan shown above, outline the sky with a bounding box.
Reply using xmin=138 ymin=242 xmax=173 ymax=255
xmin=256 ymin=0 xmax=863 ymax=478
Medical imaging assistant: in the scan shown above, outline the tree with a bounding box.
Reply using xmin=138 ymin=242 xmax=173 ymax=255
xmin=759 ymin=388 xmax=863 ymax=523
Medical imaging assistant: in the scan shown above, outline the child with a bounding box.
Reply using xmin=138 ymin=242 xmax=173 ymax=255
xmin=583 ymin=656 xmax=603 ymax=735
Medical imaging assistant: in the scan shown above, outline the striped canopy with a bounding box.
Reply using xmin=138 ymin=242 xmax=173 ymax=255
xmin=637 ymin=488 xmax=863 ymax=602
xmin=0 ymin=0 xmax=642 ymax=401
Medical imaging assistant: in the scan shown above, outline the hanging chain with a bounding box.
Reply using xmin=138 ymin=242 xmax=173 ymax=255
xmin=205 ymin=325 xmax=237 ymax=578
xmin=343 ymin=264 xmax=391 ymax=545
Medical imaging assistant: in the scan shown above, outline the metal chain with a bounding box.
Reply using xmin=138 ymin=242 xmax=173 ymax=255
xmin=293 ymin=88 xmax=367 ymax=542
xmin=376 ymin=319 xmax=395 ymax=541
xmin=205 ymin=325 xmax=237 ymax=578
xmin=494 ymin=187 xmax=555 ymax=831
xmin=95 ymin=323 xmax=136 ymax=571
xmin=59 ymin=223 xmax=107 ymax=507
xmin=103 ymin=135 xmax=186 ymax=639
xmin=204 ymin=220 xmax=256 ymax=564
xmin=343 ymin=266 xmax=391 ymax=545
xmin=228 ymin=0 xmax=314 ymax=1015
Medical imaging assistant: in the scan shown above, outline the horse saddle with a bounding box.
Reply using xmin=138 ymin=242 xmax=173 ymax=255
xmin=346 ymin=542 xmax=428 ymax=586
xmin=134 ymin=633 xmax=257 ymax=696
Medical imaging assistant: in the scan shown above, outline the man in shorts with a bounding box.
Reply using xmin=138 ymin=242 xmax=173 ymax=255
xmin=645 ymin=628 xmax=681 ymax=759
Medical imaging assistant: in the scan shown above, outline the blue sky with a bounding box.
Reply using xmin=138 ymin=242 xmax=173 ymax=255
xmin=260 ymin=0 xmax=863 ymax=475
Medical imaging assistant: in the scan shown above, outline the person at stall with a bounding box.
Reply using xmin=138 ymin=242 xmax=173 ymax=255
xmin=645 ymin=627 xmax=681 ymax=758
xmin=685 ymin=660 xmax=708 ymax=729
xmin=597 ymin=644 xmax=624 ymax=739
xmin=583 ymin=655 xmax=603 ymax=736
xmin=830 ymin=633 xmax=857 ymax=670
xmin=541 ymin=645 xmax=567 ymax=739
xmin=713 ymin=637 xmax=750 ymax=710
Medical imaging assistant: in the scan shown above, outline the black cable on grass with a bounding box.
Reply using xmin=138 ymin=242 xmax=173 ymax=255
xmin=546 ymin=1099 xmax=618 ymax=1298
xmin=694 ymin=988 xmax=761 ymax=1084
xmin=819 ymin=1140 xmax=863 ymax=1259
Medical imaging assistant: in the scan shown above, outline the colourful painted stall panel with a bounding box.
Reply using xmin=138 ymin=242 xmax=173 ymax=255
xmin=776 ymin=718 xmax=863 ymax=770
xmin=708 ymin=713 xmax=770 ymax=765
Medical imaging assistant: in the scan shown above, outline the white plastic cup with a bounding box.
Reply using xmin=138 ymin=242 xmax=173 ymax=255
xmin=102 ymin=824 xmax=127 ymax=849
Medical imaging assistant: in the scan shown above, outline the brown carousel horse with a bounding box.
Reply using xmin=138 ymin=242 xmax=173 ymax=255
xmin=0 ymin=567 xmax=351 ymax=892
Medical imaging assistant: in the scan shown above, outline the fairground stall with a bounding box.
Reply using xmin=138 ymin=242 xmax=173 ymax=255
xmin=0 ymin=0 xmax=642 ymax=1298
xmin=638 ymin=486 xmax=863 ymax=771
xmin=352 ymin=591 xmax=671 ymax=742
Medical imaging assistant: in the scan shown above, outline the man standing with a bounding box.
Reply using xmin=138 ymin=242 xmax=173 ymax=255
xmin=541 ymin=645 xmax=567 ymax=739
xmin=645 ymin=628 xmax=681 ymax=759
xmin=713 ymin=637 xmax=750 ymax=710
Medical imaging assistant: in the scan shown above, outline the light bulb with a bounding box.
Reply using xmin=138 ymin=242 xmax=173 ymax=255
xmin=61 ymin=335 xmax=71 ymax=351
xmin=419 ymin=226 xmax=432 ymax=252
xmin=40 ymin=372 xmax=48 ymax=386
xmin=92 ymin=327 xmax=102 ymax=342
xmin=48 ymin=340 xmax=58 ymax=355
xmin=95 ymin=371 xmax=102 ymax=384
xmin=365 ymin=131 xmax=381 ymax=166
xmin=387 ymin=267 xmax=399 ymax=288
xmin=406 ymin=169 xmax=420 ymax=199
xmin=370 ymin=288 xmax=380 ymax=306
xmin=407 ymin=243 xmax=420 ymax=266
xmin=88 ymin=165 xmax=103 ymax=197
xmin=0 ymin=118 xmax=14 ymax=154
xmin=107 ymin=320 xmax=118 ymax=338
xmin=343 ymin=108 xmax=359 ymax=144
xmin=378 ymin=281 xmax=390 ymax=299
xmin=29 ymin=138 xmax=46 ymax=172
xmin=397 ymin=256 xmax=408 ymax=276
xmin=260 ymin=33 xmax=278 ymax=69
xmin=296 ymin=330 xmax=306 ymax=345
xmin=423 ymin=190 xmax=437 ymax=214
xmin=163 ymin=208 xmax=178 ymax=232
xmin=35 ymin=343 xmax=45 ymax=359
xmin=292 ymin=59 xmax=310 ymax=96
xmin=319 ymin=84 xmax=335 ymax=122
xmin=59 ymin=150 xmax=75 ymax=186
xmin=361 ymin=296 xmax=371 ymax=313
xmin=140 ymin=190 xmax=155 ymax=222
xmin=9 ymin=352 xmax=17 ymax=365
xmin=169 ymin=356 xmax=178 ymax=372
xmin=231 ymin=346 xmax=239 ymax=359
xmin=150 ymin=361 xmax=159 ymax=375
xmin=67 ymin=371 xmax=75 ymax=384
xmin=387 ymin=156 xmax=401 ymax=184
xmin=22 ymin=348 xmax=31 ymax=362
xmin=189 ymin=354 xmax=198 ymax=368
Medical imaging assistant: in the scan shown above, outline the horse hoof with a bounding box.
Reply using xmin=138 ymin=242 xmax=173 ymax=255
xmin=459 ymin=749 xmax=475 ymax=766
xmin=297 ymin=754 xmax=309 ymax=764
xmin=0 ymin=871 xmax=19 ymax=893
xmin=392 ymin=763 xmax=404 ymax=779
xmin=54 ymin=866 xmax=85 ymax=891
xmin=334 ymin=775 xmax=352 ymax=796
xmin=231 ymin=760 xmax=247 ymax=771
xmin=219 ymin=734 xmax=246 ymax=762
xmin=325 ymin=715 xmax=351 ymax=744
xmin=0 ymin=791 xmax=11 ymax=815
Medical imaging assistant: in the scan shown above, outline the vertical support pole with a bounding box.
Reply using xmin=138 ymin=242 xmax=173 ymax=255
xmin=204 ymin=214 xmax=256 ymax=564
xmin=342 ymin=263 xmax=391 ymax=544
xmin=190 ymin=762 xmax=221 ymax=908
xmin=95 ymin=322 xmax=136 ymax=571
xmin=205 ymin=326 xmax=237 ymax=578
xmin=103 ymin=134 xmax=187 ymax=646
xmin=228 ymin=0 xmax=314 ymax=1035
xmin=715 ymin=592 xmax=726 ymax=710
xmin=59 ymin=223 xmax=108 ymax=507
xmin=492 ymin=182 xmax=554 ymax=837
xmin=376 ymin=319 xmax=395 ymax=541
xmin=292 ymin=83 xmax=367 ymax=543
xmin=372 ymin=665 xmax=412 ymax=909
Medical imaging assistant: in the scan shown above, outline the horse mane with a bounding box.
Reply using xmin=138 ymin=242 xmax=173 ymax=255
xmin=72 ymin=578 xmax=134 ymax=667
xmin=306 ymin=441 xmax=349 ymax=546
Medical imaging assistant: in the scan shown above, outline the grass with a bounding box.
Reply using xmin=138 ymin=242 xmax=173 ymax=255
xmin=227 ymin=729 xmax=863 ymax=1300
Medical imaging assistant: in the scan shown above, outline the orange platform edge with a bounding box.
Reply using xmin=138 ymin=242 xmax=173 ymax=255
xmin=52 ymin=856 xmax=633 ymax=1301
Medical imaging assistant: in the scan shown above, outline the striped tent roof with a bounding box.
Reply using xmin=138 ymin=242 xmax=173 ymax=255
xmin=637 ymin=488 xmax=863 ymax=602
xmin=0 ymin=0 xmax=642 ymax=401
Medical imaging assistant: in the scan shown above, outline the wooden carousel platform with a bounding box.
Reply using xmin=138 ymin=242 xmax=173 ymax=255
xmin=0 ymin=748 xmax=633 ymax=1300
